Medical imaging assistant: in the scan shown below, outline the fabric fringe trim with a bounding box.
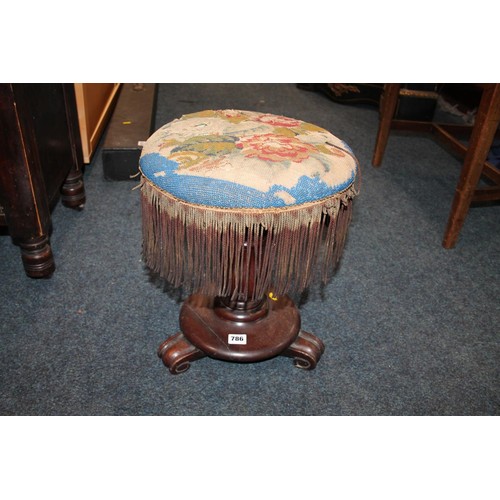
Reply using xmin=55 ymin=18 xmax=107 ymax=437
xmin=141 ymin=178 xmax=356 ymax=301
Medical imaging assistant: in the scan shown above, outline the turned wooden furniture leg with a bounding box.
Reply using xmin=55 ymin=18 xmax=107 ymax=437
xmin=18 ymin=235 xmax=55 ymax=278
xmin=372 ymin=83 xmax=401 ymax=167
xmin=442 ymin=84 xmax=500 ymax=248
xmin=61 ymin=164 xmax=86 ymax=209
xmin=61 ymin=83 xmax=86 ymax=210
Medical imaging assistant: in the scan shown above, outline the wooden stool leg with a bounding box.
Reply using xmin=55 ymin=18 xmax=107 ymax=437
xmin=442 ymin=84 xmax=500 ymax=249
xmin=372 ymin=83 xmax=401 ymax=167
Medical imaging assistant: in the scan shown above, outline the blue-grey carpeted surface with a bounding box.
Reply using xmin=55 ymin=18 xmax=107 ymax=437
xmin=0 ymin=83 xmax=499 ymax=415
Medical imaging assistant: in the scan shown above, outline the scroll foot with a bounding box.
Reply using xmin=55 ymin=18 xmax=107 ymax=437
xmin=282 ymin=330 xmax=325 ymax=370
xmin=157 ymin=332 xmax=206 ymax=374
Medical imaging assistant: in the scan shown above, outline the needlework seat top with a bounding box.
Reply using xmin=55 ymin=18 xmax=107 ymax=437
xmin=139 ymin=110 xmax=358 ymax=209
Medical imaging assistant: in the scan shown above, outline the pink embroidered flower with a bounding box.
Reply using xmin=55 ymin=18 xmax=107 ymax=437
xmin=236 ymin=133 xmax=317 ymax=162
xmin=256 ymin=114 xmax=302 ymax=127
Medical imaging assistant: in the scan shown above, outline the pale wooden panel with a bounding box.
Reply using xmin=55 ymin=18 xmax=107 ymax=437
xmin=74 ymin=83 xmax=121 ymax=163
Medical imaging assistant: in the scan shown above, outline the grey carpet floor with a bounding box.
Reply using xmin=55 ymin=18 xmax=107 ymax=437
xmin=0 ymin=83 xmax=499 ymax=416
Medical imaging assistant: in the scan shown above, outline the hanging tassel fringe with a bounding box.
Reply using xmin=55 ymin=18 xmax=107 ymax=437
xmin=141 ymin=178 xmax=356 ymax=301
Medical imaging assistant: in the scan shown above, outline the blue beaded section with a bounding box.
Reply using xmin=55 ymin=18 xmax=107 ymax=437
xmin=140 ymin=152 xmax=356 ymax=209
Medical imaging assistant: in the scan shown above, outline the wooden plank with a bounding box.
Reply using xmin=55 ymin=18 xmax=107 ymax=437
xmin=390 ymin=119 xmax=433 ymax=133
xmin=102 ymin=83 xmax=158 ymax=180
xmin=473 ymin=186 xmax=500 ymax=202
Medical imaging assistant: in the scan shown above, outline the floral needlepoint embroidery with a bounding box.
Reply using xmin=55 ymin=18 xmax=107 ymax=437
xmin=139 ymin=109 xmax=358 ymax=209
xmin=236 ymin=133 xmax=317 ymax=163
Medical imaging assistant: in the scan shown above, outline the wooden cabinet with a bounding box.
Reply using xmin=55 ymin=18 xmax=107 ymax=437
xmin=0 ymin=84 xmax=85 ymax=277
xmin=0 ymin=83 xmax=121 ymax=277
xmin=74 ymin=83 xmax=121 ymax=163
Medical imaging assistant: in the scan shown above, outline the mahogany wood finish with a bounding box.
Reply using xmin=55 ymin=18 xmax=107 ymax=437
xmin=156 ymin=235 xmax=325 ymax=373
xmin=0 ymin=83 xmax=86 ymax=277
xmin=372 ymin=83 xmax=500 ymax=248
xmin=157 ymin=293 xmax=325 ymax=374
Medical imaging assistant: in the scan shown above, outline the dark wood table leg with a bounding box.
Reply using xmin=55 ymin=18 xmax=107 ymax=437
xmin=372 ymin=83 xmax=401 ymax=167
xmin=442 ymin=84 xmax=500 ymax=248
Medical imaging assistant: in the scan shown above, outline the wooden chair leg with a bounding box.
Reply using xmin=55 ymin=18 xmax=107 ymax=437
xmin=372 ymin=83 xmax=401 ymax=167
xmin=442 ymin=84 xmax=500 ymax=249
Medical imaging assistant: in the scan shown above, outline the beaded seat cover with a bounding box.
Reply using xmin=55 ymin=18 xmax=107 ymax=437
xmin=139 ymin=110 xmax=359 ymax=300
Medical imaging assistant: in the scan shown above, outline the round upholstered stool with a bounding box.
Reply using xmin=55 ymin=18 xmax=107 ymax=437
xmin=139 ymin=110 xmax=359 ymax=374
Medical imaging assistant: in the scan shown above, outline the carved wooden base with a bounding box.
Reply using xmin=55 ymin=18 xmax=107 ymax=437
xmin=157 ymin=294 xmax=325 ymax=373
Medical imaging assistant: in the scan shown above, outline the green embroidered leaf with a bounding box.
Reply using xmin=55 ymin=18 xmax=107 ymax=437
xmin=315 ymin=144 xmax=334 ymax=155
xmin=273 ymin=127 xmax=297 ymax=137
xmin=173 ymin=135 xmax=238 ymax=156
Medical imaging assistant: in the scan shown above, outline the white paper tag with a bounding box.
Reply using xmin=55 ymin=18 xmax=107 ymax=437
xmin=228 ymin=334 xmax=247 ymax=345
